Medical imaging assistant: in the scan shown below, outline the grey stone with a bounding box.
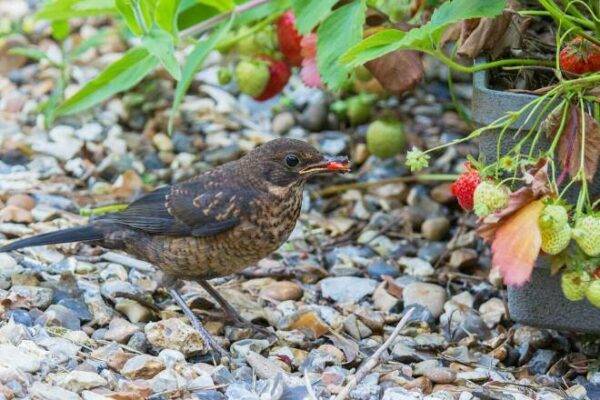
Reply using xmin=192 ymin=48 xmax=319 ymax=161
xmin=403 ymin=282 xmax=446 ymax=318
xmin=320 ymin=277 xmax=377 ymax=303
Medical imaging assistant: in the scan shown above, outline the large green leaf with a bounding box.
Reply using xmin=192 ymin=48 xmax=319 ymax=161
xmin=169 ymin=18 xmax=233 ymax=133
xmin=291 ymin=0 xmax=337 ymax=34
xmin=155 ymin=0 xmax=181 ymax=34
xmin=115 ymin=0 xmax=144 ymax=35
xmin=342 ymin=0 xmax=506 ymax=68
xmin=36 ymin=0 xmax=116 ymax=21
xmin=56 ymin=47 xmax=158 ymax=116
xmin=197 ymin=0 xmax=235 ymax=12
xmin=142 ymin=26 xmax=181 ymax=80
xmin=316 ymin=0 xmax=365 ymax=90
xmin=177 ymin=1 xmax=219 ymax=30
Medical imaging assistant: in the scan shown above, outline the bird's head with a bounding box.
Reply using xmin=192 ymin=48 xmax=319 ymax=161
xmin=248 ymin=138 xmax=350 ymax=187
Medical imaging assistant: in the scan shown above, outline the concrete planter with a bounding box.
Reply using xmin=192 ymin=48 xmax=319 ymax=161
xmin=471 ymin=64 xmax=600 ymax=334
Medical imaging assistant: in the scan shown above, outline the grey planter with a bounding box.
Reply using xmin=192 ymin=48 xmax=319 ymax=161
xmin=472 ymin=65 xmax=600 ymax=334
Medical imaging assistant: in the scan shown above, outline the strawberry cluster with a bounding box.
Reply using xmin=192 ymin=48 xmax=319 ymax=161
xmin=231 ymin=10 xmax=322 ymax=101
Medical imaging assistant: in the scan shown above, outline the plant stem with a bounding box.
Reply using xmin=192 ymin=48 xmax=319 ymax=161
xmin=181 ymin=0 xmax=270 ymax=38
xmin=518 ymin=10 xmax=594 ymax=29
xmin=215 ymin=13 xmax=279 ymax=50
xmin=432 ymin=51 xmax=553 ymax=73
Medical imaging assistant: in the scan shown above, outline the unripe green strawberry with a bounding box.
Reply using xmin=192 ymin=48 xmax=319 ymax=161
xmin=236 ymin=27 xmax=261 ymax=56
xmin=346 ymin=94 xmax=376 ymax=126
xmin=472 ymin=181 xmax=509 ymax=217
xmin=366 ymin=119 xmax=405 ymax=159
xmin=539 ymin=204 xmax=571 ymax=255
xmin=218 ymin=68 xmax=232 ymax=85
xmin=585 ymin=279 xmax=600 ymax=307
xmin=573 ymin=215 xmax=600 ymax=256
xmin=562 ymin=270 xmax=590 ymax=301
xmin=235 ymin=59 xmax=269 ymax=98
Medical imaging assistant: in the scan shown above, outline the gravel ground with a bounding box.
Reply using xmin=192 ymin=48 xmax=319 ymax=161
xmin=0 ymin=5 xmax=599 ymax=400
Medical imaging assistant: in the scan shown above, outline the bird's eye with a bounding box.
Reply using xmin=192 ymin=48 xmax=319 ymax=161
xmin=285 ymin=154 xmax=300 ymax=167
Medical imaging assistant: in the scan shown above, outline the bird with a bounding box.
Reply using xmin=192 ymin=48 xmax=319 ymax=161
xmin=0 ymin=138 xmax=350 ymax=355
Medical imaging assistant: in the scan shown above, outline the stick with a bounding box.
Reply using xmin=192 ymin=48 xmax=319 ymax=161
xmin=334 ymin=308 xmax=415 ymax=400
xmin=314 ymin=174 xmax=458 ymax=197
xmin=180 ymin=0 xmax=270 ymax=38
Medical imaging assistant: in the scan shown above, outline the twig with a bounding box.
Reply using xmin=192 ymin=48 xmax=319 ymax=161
xmin=304 ymin=372 xmax=319 ymax=400
xmin=180 ymin=0 xmax=270 ymax=38
xmin=313 ymin=174 xmax=458 ymax=197
xmin=334 ymin=308 xmax=415 ymax=400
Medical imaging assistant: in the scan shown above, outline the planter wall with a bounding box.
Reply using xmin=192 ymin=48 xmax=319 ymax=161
xmin=472 ymin=65 xmax=600 ymax=334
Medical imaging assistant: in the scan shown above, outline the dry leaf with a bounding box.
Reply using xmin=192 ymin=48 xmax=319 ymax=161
xmin=289 ymin=311 xmax=330 ymax=338
xmin=326 ymin=333 xmax=359 ymax=363
xmin=441 ymin=1 xmax=528 ymax=59
xmin=366 ymin=50 xmax=423 ymax=95
xmin=546 ymin=104 xmax=600 ymax=182
xmin=477 ymin=159 xmax=552 ymax=242
xmin=491 ymin=200 xmax=544 ymax=286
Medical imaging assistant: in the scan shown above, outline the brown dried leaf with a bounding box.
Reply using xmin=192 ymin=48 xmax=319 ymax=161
xmin=365 ymin=49 xmax=423 ymax=95
xmin=326 ymin=333 xmax=359 ymax=363
xmin=440 ymin=1 xmax=527 ymax=59
xmin=546 ymin=104 xmax=600 ymax=182
xmin=289 ymin=311 xmax=330 ymax=339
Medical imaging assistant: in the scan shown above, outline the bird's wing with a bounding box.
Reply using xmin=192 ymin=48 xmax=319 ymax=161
xmin=95 ymin=173 xmax=252 ymax=237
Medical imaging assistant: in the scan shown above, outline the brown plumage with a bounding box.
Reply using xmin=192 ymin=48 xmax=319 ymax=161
xmin=1 ymin=138 xmax=350 ymax=354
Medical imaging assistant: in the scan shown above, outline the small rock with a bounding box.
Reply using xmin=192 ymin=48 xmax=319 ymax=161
xmin=421 ymin=217 xmax=450 ymax=241
xmin=0 ymin=205 xmax=32 ymax=223
xmin=272 ymin=112 xmax=295 ymax=134
xmin=0 ymin=343 xmax=40 ymax=372
xmin=382 ymin=387 xmax=423 ymax=400
xmin=423 ymin=367 xmax=456 ymax=384
xmin=120 ymin=354 xmax=165 ymax=379
xmin=403 ymin=282 xmax=446 ymax=318
xmin=6 ymin=194 xmax=35 ymax=210
xmin=57 ymin=298 xmax=92 ymax=322
xmin=320 ymin=277 xmax=377 ymax=303
xmin=115 ymin=298 xmax=153 ymax=323
xmin=430 ymin=183 xmax=455 ymax=204
xmin=59 ymin=370 xmax=107 ymax=392
xmin=259 ymin=281 xmax=303 ymax=301
xmin=38 ymin=304 xmax=81 ymax=331
xmin=145 ymin=318 xmax=205 ymax=355
xmin=153 ymin=133 xmax=174 ymax=152
xmin=158 ymin=348 xmax=186 ymax=368
xmin=399 ymin=257 xmax=434 ymax=278
xmin=513 ymin=326 xmax=551 ymax=348
xmin=528 ymin=349 xmax=558 ymax=375
xmin=9 ymin=285 xmax=53 ymax=309
xmin=150 ymin=368 xmax=186 ymax=394
xmin=479 ymin=298 xmax=505 ymax=328
xmin=246 ymin=351 xmax=285 ymax=379
xmin=367 ymin=260 xmax=399 ymax=280
xmin=104 ymin=317 xmax=140 ymax=343
xmin=30 ymin=382 xmax=80 ymax=400
xmin=448 ymin=249 xmax=478 ymax=269
xmin=230 ymin=339 xmax=271 ymax=359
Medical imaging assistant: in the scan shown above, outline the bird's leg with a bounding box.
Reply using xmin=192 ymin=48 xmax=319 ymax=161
xmin=168 ymin=286 xmax=228 ymax=357
xmin=198 ymin=279 xmax=272 ymax=336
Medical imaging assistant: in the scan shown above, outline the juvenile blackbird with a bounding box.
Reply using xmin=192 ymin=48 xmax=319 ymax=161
xmin=0 ymin=138 xmax=350 ymax=354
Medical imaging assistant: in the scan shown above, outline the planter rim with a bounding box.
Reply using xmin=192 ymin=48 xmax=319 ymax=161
xmin=472 ymin=58 xmax=547 ymax=130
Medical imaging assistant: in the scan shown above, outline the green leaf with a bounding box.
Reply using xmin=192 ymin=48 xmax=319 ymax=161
xmin=36 ymin=0 xmax=116 ymax=22
xmin=51 ymin=20 xmax=70 ymax=41
xmin=142 ymin=26 xmax=181 ymax=80
xmin=139 ymin=0 xmax=156 ymax=29
xmin=56 ymin=47 xmax=158 ymax=116
xmin=316 ymin=0 xmax=365 ymax=90
xmin=177 ymin=1 xmax=219 ymax=30
xmin=342 ymin=0 xmax=506 ymax=68
xmin=197 ymin=0 xmax=234 ymax=12
xmin=155 ymin=0 xmax=181 ymax=34
xmin=233 ymin=0 xmax=289 ymax=27
xmin=291 ymin=0 xmax=337 ymax=34
xmin=169 ymin=17 xmax=232 ymax=134
xmin=8 ymin=47 xmax=49 ymax=62
xmin=115 ymin=0 xmax=144 ymax=35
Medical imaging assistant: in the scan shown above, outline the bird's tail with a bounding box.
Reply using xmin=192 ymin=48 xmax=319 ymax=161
xmin=0 ymin=226 xmax=103 ymax=253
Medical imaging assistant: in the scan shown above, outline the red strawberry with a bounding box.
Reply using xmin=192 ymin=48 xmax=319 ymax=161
xmin=254 ymin=56 xmax=291 ymax=101
xmin=277 ymin=11 xmax=303 ymax=67
xmin=559 ymin=37 xmax=600 ymax=74
xmin=451 ymin=162 xmax=482 ymax=211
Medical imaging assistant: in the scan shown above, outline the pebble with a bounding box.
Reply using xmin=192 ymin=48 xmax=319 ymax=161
xmin=479 ymin=298 xmax=505 ymax=328
xmin=367 ymin=260 xmax=399 ymax=280
xmin=145 ymin=318 xmax=205 ymax=355
xmin=30 ymin=382 xmax=80 ymax=400
xmin=38 ymin=304 xmax=81 ymax=330
xmin=104 ymin=317 xmax=140 ymax=343
xmin=448 ymin=248 xmax=478 ymax=269
xmin=114 ymin=298 xmax=153 ymax=323
xmin=320 ymin=277 xmax=378 ymax=303
xmin=423 ymin=367 xmax=456 ymax=384
xmin=399 ymin=257 xmax=434 ymax=278
xmin=59 ymin=370 xmax=107 ymax=392
xmin=421 ymin=217 xmax=450 ymax=241
xmin=120 ymin=354 xmax=165 ymax=379
xmin=403 ymin=282 xmax=446 ymax=318
xmin=259 ymin=281 xmax=303 ymax=301
xmin=0 ymin=343 xmax=41 ymax=372
xmin=9 ymin=285 xmax=53 ymax=309
xmin=272 ymin=112 xmax=295 ymax=134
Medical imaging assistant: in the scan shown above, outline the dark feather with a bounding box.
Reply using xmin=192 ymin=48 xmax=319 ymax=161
xmin=0 ymin=226 xmax=103 ymax=252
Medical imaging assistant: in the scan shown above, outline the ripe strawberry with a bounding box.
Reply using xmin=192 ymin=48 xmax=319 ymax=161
xmin=277 ymin=11 xmax=303 ymax=67
xmin=559 ymin=37 xmax=600 ymax=74
xmin=561 ymin=270 xmax=590 ymax=301
xmin=572 ymin=215 xmax=600 ymax=256
xmin=254 ymin=56 xmax=291 ymax=101
xmin=451 ymin=163 xmax=482 ymax=211
xmin=472 ymin=181 xmax=509 ymax=217
xmin=586 ymin=279 xmax=600 ymax=308
xmin=539 ymin=204 xmax=571 ymax=255
xmin=235 ymin=59 xmax=270 ymax=98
